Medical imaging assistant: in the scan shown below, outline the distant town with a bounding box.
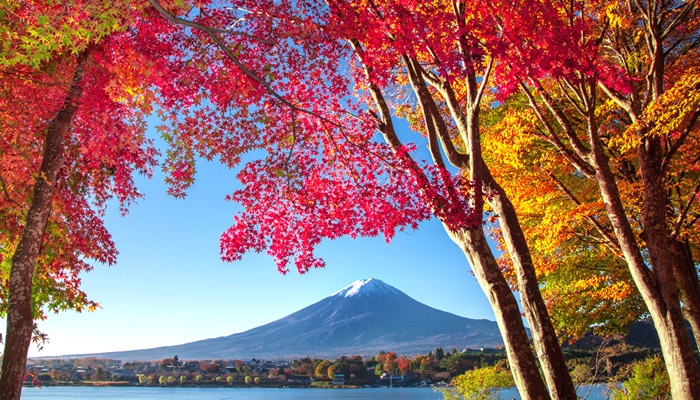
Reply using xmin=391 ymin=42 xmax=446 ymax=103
xmin=24 ymin=344 xmax=663 ymax=389
xmin=25 ymin=347 xmax=508 ymax=388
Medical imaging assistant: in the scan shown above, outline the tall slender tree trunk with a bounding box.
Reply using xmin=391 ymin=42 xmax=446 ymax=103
xmin=637 ymin=135 xmax=700 ymax=398
xmin=587 ymin=126 xmax=700 ymax=399
xmin=358 ymin=42 xmax=554 ymax=400
xmin=0 ymin=51 xmax=90 ymax=400
xmin=461 ymin=73 xmax=574 ymax=398
xmin=671 ymin=239 xmax=700 ymax=347
xmin=482 ymin=168 xmax=577 ymax=400
xmin=445 ymin=226 xmax=551 ymax=400
xmin=462 ymin=101 xmax=552 ymax=400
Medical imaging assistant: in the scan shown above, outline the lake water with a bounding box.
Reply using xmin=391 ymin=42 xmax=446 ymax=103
xmin=20 ymin=385 xmax=613 ymax=399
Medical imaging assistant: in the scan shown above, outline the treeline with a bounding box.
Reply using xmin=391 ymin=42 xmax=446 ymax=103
xmin=120 ymin=348 xmax=508 ymax=387
xmin=25 ymin=348 xmax=508 ymax=387
xmin=27 ymin=344 xmax=682 ymax=389
xmin=287 ymin=348 xmax=507 ymax=385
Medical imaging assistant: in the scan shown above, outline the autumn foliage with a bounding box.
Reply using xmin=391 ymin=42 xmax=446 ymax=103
xmin=149 ymin=0 xmax=700 ymax=397
xmin=0 ymin=0 xmax=168 ymax=327
xmin=2 ymin=0 xmax=699 ymax=398
xmin=0 ymin=1 xmax=188 ymax=398
xmin=481 ymin=0 xmax=700 ymax=396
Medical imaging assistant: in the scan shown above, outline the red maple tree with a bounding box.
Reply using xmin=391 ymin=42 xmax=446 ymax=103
xmin=0 ymin=1 xmax=184 ymax=397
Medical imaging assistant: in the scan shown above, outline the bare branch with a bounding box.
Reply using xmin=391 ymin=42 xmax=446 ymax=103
xmin=473 ymin=56 xmax=494 ymax=108
xmin=417 ymin=67 xmax=472 ymax=169
xmin=147 ymin=0 xmax=275 ymax=44
xmin=661 ymin=0 xmax=698 ymax=39
xmin=403 ymin=58 xmax=446 ymax=169
xmin=349 ymin=40 xmax=454 ymax=215
xmin=598 ymin=81 xmax=639 ymax=123
xmin=670 ymin=177 xmax=700 ymax=240
xmin=531 ymin=78 xmax=592 ymax=161
xmin=558 ymin=79 xmax=587 ymax=117
xmin=405 ymin=57 xmax=470 ymax=170
xmin=519 ymin=82 xmax=596 ymax=177
xmin=578 ymin=338 xmax=612 ymax=400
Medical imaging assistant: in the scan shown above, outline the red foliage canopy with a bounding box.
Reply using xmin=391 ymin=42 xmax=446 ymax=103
xmin=0 ymin=1 xmax=180 ymax=318
xmin=152 ymin=0 xmax=617 ymax=274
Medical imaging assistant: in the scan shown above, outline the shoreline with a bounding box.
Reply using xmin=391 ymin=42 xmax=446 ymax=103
xmin=24 ymin=382 xmax=434 ymax=389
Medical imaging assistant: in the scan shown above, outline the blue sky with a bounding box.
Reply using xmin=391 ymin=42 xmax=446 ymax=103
xmin=3 ymin=124 xmax=499 ymax=359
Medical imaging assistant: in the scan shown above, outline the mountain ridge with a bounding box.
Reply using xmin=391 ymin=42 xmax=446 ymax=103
xmin=52 ymin=278 xmax=504 ymax=361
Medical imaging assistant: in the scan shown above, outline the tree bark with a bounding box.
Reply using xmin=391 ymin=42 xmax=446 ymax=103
xmin=461 ymin=90 xmax=551 ymax=400
xmin=671 ymin=239 xmax=700 ymax=347
xmin=586 ymin=122 xmax=700 ymax=399
xmin=356 ymin=40 xmax=553 ymax=400
xmin=482 ymin=167 xmax=578 ymax=400
xmin=445 ymin=226 xmax=551 ymax=400
xmin=637 ymin=135 xmax=700 ymax=399
xmin=0 ymin=51 xmax=90 ymax=400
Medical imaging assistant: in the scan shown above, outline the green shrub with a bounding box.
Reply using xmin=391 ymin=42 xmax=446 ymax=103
xmin=439 ymin=361 xmax=514 ymax=400
xmin=611 ymin=356 xmax=670 ymax=400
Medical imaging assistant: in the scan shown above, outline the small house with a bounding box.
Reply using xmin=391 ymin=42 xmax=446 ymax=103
xmin=332 ymin=374 xmax=345 ymax=386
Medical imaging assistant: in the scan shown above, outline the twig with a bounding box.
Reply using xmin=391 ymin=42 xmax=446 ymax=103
xmin=0 ymin=134 xmax=41 ymax=171
xmin=670 ymin=177 xmax=700 ymax=240
xmin=582 ymin=337 xmax=612 ymax=400
xmin=147 ymin=0 xmax=343 ymax=130
xmin=548 ymin=172 xmax=622 ymax=256
xmin=0 ymin=171 xmax=25 ymax=210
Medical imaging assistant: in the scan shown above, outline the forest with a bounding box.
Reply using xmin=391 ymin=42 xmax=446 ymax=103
xmin=1 ymin=0 xmax=699 ymax=399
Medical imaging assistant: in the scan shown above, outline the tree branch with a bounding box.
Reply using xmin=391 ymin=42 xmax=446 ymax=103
xmin=147 ymin=0 xmax=341 ymax=130
xmin=670 ymin=177 xmax=700 ymax=240
xmin=147 ymin=0 xmax=275 ymax=45
xmin=0 ymin=172 xmax=24 ymax=210
xmin=418 ymin=68 xmax=472 ymax=169
xmin=662 ymin=107 xmax=700 ymax=172
xmin=548 ymin=172 xmax=622 ymax=256
xmin=474 ymin=56 xmax=494 ymax=108
xmin=661 ymin=0 xmax=698 ymax=39
xmin=598 ymin=81 xmax=639 ymax=123
xmin=519 ymin=82 xmax=596 ymax=177
xmin=404 ymin=56 xmax=469 ymax=170
xmin=558 ymin=79 xmax=587 ymax=118
xmin=531 ymin=78 xmax=592 ymax=161
xmin=403 ymin=58 xmax=446 ymax=169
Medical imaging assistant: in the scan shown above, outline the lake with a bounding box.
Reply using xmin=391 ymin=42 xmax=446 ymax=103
xmin=20 ymin=385 xmax=613 ymax=399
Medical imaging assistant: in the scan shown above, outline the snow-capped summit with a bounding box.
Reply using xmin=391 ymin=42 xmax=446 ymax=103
xmin=333 ymin=278 xmax=399 ymax=298
xmin=67 ymin=278 xmax=503 ymax=361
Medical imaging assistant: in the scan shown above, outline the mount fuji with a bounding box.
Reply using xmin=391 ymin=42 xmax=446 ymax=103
xmin=67 ymin=278 xmax=504 ymax=361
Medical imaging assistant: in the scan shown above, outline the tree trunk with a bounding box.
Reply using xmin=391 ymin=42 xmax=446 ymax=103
xmin=586 ymin=125 xmax=700 ymax=399
xmin=360 ymin=37 xmax=553 ymax=400
xmin=638 ymin=135 xmax=700 ymax=399
xmin=459 ymin=83 xmax=551 ymax=400
xmin=0 ymin=51 xmax=90 ymax=400
xmin=482 ymin=167 xmax=577 ymax=400
xmin=445 ymin=226 xmax=551 ymax=400
xmin=671 ymin=239 xmax=700 ymax=348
